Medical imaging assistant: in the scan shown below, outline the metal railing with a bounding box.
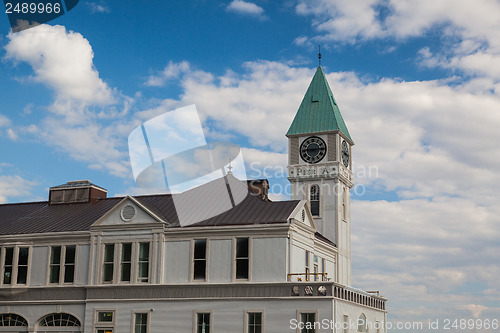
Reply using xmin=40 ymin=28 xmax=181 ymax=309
xmin=287 ymin=273 xmax=329 ymax=282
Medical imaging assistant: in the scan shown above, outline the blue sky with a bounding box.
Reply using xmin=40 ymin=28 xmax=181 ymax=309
xmin=1 ymin=0 xmax=500 ymax=330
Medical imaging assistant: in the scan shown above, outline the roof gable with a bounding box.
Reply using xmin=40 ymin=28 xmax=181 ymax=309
xmin=91 ymin=196 xmax=167 ymax=228
xmin=286 ymin=66 xmax=353 ymax=142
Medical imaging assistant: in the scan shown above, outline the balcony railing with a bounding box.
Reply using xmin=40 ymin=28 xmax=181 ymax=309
xmin=287 ymin=272 xmax=330 ymax=282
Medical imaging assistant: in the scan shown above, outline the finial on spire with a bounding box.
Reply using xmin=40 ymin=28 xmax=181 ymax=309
xmin=318 ymin=45 xmax=322 ymax=66
xmin=227 ymin=159 xmax=233 ymax=175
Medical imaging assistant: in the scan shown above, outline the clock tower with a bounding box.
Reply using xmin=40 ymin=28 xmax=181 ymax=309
xmin=287 ymin=65 xmax=354 ymax=286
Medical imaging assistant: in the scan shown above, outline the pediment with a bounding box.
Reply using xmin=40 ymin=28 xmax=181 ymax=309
xmin=92 ymin=196 xmax=166 ymax=227
xmin=290 ymin=200 xmax=316 ymax=230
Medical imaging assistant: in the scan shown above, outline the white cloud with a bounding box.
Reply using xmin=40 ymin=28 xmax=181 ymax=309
xmin=296 ymin=0 xmax=500 ymax=81
xmin=0 ymin=114 xmax=10 ymax=127
xmin=6 ymin=128 xmax=18 ymax=141
xmin=145 ymin=61 xmax=190 ymax=87
xmin=3 ymin=25 xmax=132 ymax=178
xmin=86 ymin=1 xmax=110 ymax=13
xmin=0 ymin=175 xmax=37 ymax=204
xmin=226 ymin=0 xmax=266 ymax=19
xmin=5 ymin=24 xmax=114 ymax=104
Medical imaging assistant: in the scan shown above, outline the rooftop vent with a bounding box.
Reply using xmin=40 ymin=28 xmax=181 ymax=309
xmin=49 ymin=180 xmax=107 ymax=205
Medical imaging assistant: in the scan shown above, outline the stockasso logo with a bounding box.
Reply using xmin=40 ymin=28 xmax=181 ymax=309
xmin=3 ymin=0 xmax=79 ymax=33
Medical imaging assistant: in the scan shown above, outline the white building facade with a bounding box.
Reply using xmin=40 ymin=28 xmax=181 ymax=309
xmin=0 ymin=65 xmax=386 ymax=333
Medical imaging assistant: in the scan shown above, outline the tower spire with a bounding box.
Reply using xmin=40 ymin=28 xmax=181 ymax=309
xmin=318 ymin=45 xmax=322 ymax=66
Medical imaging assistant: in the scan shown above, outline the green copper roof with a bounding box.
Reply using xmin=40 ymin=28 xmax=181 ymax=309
xmin=286 ymin=66 xmax=353 ymax=142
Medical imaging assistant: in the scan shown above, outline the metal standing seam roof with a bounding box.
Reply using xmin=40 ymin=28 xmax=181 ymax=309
xmin=286 ymin=66 xmax=353 ymax=142
xmin=0 ymin=176 xmax=301 ymax=236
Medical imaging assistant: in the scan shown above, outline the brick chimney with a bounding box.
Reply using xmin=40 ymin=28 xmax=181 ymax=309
xmin=49 ymin=180 xmax=107 ymax=205
xmin=246 ymin=179 xmax=269 ymax=201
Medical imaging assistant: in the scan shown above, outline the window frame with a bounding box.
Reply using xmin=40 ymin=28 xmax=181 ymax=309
xmin=305 ymin=250 xmax=310 ymax=282
xmin=0 ymin=246 xmax=31 ymax=286
xmin=193 ymin=310 xmax=213 ymax=333
xmin=233 ymin=237 xmax=251 ymax=281
xmin=296 ymin=310 xmax=318 ymax=333
xmin=343 ymin=314 xmax=349 ymax=333
xmin=48 ymin=245 xmax=78 ymax=285
xmin=119 ymin=243 xmax=132 ymax=283
xmin=131 ymin=311 xmax=150 ymax=333
xmin=94 ymin=309 xmax=116 ymax=333
xmin=309 ymin=184 xmax=320 ymax=217
xmin=244 ymin=310 xmax=265 ymax=333
xmin=191 ymin=239 xmax=208 ymax=282
xmin=137 ymin=242 xmax=150 ymax=283
xmin=102 ymin=243 xmax=116 ymax=284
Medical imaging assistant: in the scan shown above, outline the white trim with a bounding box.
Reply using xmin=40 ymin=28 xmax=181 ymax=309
xmin=131 ymin=310 xmax=151 ymax=333
xmin=190 ymin=239 xmax=209 ymax=282
xmin=244 ymin=310 xmax=265 ymax=333
xmin=296 ymin=310 xmax=319 ymax=333
xmin=193 ymin=310 xmax=213 ymax=333
xmin=233 ymin=237 xmax=252 ymax=281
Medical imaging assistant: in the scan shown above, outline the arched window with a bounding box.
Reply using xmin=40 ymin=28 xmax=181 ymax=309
xmin=0 ymin=313 xmax=28 ymax=327
xmin=310 ymin=185 xmax=320 ymax=216
xmin=357 ymin=313 xmax=367 ymax=332
xmin=39 ymin=313 xmax=80 ymax=327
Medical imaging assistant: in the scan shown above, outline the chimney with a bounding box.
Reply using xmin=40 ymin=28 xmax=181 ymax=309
xmin=246 ymin=179 xmax=269 ymax=200
xmin=49 ymin=180 xmax=107 ymax=205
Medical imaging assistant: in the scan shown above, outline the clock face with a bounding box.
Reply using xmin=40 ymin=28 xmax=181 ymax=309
xmin=300 ymin=136 xmax=326 ymax=164
xmin=342 ymin=140 xmax=350 ymax=167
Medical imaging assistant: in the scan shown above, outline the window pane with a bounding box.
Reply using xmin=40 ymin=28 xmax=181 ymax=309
xmin=121 ymin=263 xmax=131 ymax=282
xmin=134 ymin=313 xmax=148 ymax=333
xmin=51 ymin=246 xmax=61 ymax=265
xmin=17 ymin=247 xmax=29 ymax=284
xmin=138 ymin=243 xmax=149 ymax=282
xmin=310 ymin=201 xmax=319 ymax=216
xmin=236 ymin=238 xmax=248 ymax=258
xmin=236 ymin=258 xmax=249 ymax=279
xmin=50 ymin=265 xmax=60 ymax=283
xmin=121 ymin=243 xmax=132 ymax=282
xmin=18 ymin=247 xmax=29 ymax=266
xmin=300 ymin=313 xmax=316 ymax=333
xmin=64 ymin=264 xmax=75 ymax=283
xmin=122 ymin=243 xmax=132 ymax=261
xmin=103 ymin=244 xmax=114 ymax=282
xmin=3 ymin=247 xmax=13 ymax=285
xmin=103 ymin=264 xmax=113 ymax=282
xmin=104 ymin=244 xmax=114 ymax=262
xmin=139 ymin=243 xmax=149 ymax=261
xmin=138 ymin=262 xmax=149 ymax=280
xmin=194 ymin=240 xmax=206 ymax=259
xmin=65 ymin=246 xmax=76 ymax=264
xmin=98 ymin=312 xmax=113 ymax=322
xmin=193 ymin=260 xmax=206 ymax=280
xmin=248 ymin=312 xmax=262 ymax=333
xmin=197 ymin=313 xmax=210 ymax=333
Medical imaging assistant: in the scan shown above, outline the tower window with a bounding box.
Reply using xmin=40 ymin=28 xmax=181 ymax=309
xmin=310 ymin=185 xmax=320 ymax=216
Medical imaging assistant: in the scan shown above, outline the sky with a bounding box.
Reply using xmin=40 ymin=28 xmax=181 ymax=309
xmin=1 ymin=0 xmax=500 ymax=331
